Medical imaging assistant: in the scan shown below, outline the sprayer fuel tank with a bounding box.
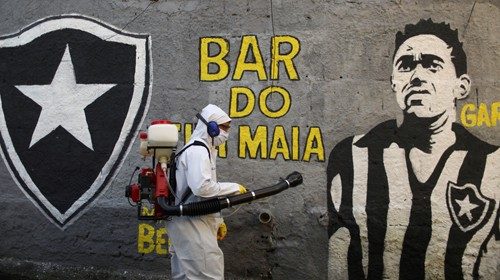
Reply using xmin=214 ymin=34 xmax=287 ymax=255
xmin=147 ymin=120 xmax=178 ymax=160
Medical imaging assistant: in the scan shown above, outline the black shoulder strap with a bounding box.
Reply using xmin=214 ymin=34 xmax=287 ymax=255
xmin=176 ymin=140 xmax=211 ymax=204
xmin=176 ymin=140 xmax=211 ymax=160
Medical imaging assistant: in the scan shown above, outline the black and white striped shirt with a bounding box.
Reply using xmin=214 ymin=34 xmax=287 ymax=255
xmin=327 ymin=120 xmax=499 ymax=279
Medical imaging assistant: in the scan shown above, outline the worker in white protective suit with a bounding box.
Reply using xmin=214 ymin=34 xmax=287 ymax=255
xmin=166 ymin=104 xmax=247 ymax=280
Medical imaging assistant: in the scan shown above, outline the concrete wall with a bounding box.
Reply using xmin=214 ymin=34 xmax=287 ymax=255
xmin=0 ymin=0 xmax=497 ymax=279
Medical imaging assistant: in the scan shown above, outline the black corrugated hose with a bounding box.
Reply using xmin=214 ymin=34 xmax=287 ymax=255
xmin=157 ymin=171 xmax=303 ymax=216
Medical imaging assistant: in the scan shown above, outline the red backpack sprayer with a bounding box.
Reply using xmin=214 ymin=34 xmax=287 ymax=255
xmin=125 ymin=120 xmax=303 ymax=220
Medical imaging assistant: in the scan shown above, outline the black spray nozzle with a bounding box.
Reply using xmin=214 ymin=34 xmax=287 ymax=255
xmin=284 ymin=171 xmax=303 ymax=187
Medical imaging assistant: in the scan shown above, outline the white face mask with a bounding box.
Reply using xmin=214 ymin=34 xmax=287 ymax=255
xmin=212 ymin=130 xmax=229 ymax=146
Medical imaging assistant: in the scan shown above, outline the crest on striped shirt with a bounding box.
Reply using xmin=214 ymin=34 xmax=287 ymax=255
xmin=446 ymin=182 xmax=490 ymax=232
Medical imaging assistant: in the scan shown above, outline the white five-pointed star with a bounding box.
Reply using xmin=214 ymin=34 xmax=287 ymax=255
xmin=455 ymin=194 xmax=479 ymax=221
xmin=15 ymin=44 xmax=116 ymax=151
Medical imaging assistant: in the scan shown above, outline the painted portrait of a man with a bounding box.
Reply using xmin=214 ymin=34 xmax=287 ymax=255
xmin=327 ymin=19 xmax=499 ymax=279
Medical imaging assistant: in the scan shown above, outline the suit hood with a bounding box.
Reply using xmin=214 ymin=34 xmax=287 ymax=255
xmin=189 ymin=104 xmax=231 ymax=147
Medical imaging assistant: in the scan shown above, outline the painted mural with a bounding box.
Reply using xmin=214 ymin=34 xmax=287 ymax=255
xmin=198 ymin=35 xmax=325 ymax=162
xmin=0 ymin=1 xmax=497 ymax=279
xmin=327 ymin=19 xmax=499 ymax=279
xmin=0 ymin=15 xmax=151 ymax=228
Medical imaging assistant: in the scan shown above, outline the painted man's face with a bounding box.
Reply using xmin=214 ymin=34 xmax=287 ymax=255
xmin=391 ymin=34 xmax=470 ymax=118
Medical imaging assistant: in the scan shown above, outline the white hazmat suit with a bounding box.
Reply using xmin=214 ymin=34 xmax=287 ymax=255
xmin=166 ymin=104 xmax=240 ymax=280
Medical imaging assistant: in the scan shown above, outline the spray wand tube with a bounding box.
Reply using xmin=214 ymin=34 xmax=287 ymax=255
xmin=156 ymin=171 xmax=303 ymax=216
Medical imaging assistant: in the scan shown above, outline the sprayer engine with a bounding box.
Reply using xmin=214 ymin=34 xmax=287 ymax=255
xmin=125 ymin=119 xmax=179 ymax=220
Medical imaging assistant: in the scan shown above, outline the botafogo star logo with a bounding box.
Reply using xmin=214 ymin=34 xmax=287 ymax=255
xmin=0 ymin=15 xmax=151 ymax=228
